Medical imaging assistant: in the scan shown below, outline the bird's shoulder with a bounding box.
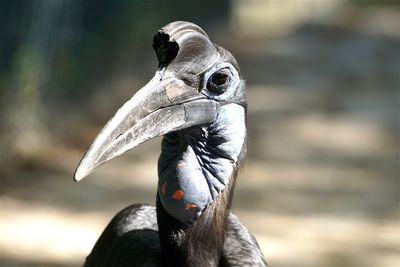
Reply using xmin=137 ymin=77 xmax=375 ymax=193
xmin=221 ymin=212 xmax=268 ymax=267
xmin=110 ymin=203 xmax=159 ymax=234
xmin=84 ymin=204 xmax=162 ymax=267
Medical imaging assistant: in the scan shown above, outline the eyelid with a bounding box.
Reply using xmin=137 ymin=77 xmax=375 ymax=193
xmin=213 ymin=67 xmax=233 ymax=77
xmin=202 ymin=64 xmax=235 ymax=88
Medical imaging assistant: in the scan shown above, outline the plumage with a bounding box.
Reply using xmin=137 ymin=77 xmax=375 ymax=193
xmin=75 ymin=21 xmax=267 ymax=267
xmin=83 ymin=204 xmax=266 ymax=267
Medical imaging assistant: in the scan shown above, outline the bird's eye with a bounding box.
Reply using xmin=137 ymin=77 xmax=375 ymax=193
xmin=207 ymin=68 xmax=231 ymax=94
xmin=211 ymin=73 xmax=228 ymax=86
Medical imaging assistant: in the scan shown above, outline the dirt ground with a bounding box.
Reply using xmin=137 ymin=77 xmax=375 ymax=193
xmin=1 ymin=9 xmax=399 ymax=267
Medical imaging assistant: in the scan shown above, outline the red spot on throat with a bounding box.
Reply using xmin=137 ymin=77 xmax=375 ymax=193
xmin=185 ymin=203 xmax=197 ymax=209
xmin=161 ymin=181 xmax=167 ymax=194
xmin=172 ymin=189 xmax=184 ymax=200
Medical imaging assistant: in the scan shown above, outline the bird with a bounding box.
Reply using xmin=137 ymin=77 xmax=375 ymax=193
xmin=74 ymin=21 xmax=267 ymax=267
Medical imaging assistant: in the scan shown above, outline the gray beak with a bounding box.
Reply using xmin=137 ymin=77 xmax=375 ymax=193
xmin=74 ymin=72 xmax=218 ymax=181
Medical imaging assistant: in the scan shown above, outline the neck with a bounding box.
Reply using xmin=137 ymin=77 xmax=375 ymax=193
xmin=156 ymin=130 xmax=239 ymax=266
xmin=156 ymin=177 xmax=235 ymax=267
xmin=156 ymin=103 xmax=246 ymax=266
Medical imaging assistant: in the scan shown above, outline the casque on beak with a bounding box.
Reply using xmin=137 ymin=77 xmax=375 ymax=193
xmin=74 ymin=72 xmax=218 ymax=181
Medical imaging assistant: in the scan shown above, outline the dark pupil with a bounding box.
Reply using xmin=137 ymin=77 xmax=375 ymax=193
xmin=211 ymin=73 xmax=228 ymax=86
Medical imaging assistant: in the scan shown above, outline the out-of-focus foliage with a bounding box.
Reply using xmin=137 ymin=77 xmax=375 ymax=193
xmin=1 ymin=0 xmax=230 ymax=100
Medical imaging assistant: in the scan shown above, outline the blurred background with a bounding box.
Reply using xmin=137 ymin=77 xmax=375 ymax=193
xmin=1 ymin=0 xmax=399 ymax=266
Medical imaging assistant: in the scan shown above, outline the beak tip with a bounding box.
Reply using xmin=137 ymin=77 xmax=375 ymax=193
xmin=73 ymin=165 xmax=90 ymax=182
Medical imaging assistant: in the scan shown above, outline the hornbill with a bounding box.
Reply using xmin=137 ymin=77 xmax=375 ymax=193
xmin=74 ymin=21 xmax=267 ymax=267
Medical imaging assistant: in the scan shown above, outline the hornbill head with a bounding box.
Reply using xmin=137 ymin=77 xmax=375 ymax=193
xmin=74 ymin=21 xmax=246 ymax=223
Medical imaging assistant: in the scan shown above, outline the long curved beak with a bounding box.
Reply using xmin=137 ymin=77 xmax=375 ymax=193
xmin=74 ymin=72 xmax=218 ymax=181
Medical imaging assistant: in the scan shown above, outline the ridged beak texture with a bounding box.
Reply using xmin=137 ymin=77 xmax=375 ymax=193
xmin=74 ymin=21 xmax=220 ymax=181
